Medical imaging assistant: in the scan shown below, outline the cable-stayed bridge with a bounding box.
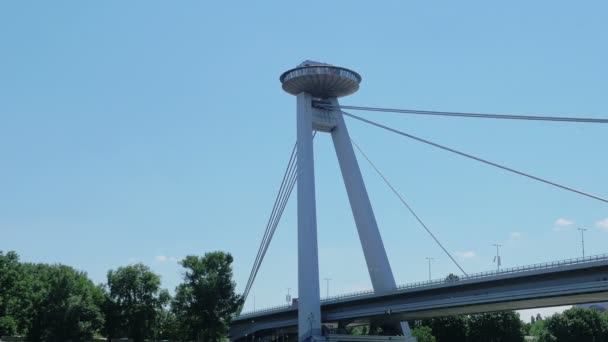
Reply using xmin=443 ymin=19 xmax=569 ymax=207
xmin=231 ymin=254 xmax=608 ymax=341
xmin=232 ymin=61 xmax=608 ymax=342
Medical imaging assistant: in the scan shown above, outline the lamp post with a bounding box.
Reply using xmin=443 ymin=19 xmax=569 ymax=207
xmin=577 ymin=228 xmax=587 ymax=258
xmin=425 ymin=257 xmax=434 ymax=281
xmin=493 ymin=244 xmax=502 ymax=271
xmin=324 ymin=278 xmax=332 ymax=298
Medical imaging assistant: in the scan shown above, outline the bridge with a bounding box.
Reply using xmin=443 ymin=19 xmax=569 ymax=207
xmin=235 ymin=61 xmax=608 ymax=342
xmin=231 ymin=254 xmax=608 ymax=341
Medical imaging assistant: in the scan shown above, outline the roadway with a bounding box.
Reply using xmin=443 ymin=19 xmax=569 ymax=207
xmin=230 ymin=254 xmax=608 ymax=341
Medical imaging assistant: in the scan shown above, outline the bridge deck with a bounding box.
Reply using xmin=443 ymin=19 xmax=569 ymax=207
xmin=230 ymin=254 xmax=608 ymax=340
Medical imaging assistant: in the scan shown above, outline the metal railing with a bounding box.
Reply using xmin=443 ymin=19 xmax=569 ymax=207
xmin=236 ymin=253 xmax=608 ymax=318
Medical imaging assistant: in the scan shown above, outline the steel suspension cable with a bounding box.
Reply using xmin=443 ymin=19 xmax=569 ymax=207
xmin=317 ymin=104 xmax=608 ymax=123
xmin=243 ymin=143 xmax=297 ymax=302
xmin=245 ymin=167 xmax=298 ymax=302
xmin=351 ymin=138 xmax=468 ymax=276
xmin=243 ymin=132 xmax=318 ymax=304
xmin=342 ymin=111 xmax=608 ymax=204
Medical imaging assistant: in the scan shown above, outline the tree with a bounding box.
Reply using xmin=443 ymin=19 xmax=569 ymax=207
xmin=23 ymin=263 xmax=104 ymax=342
xmin=423 ymin=316 xmax=467 ymax=342
xmin=445 ymin=273 xmax=460 ymax=282
xmin=529 ymin=319 xmax=546 ymax=338
xmin=154 ymin=307 xmax=179 ymax=340
xmin=0 ymin=251 xmax=24 ymax=336
xmin=349 ymin=326 xmax=369 ymax=335
xmin=0 ymin=315 xmax=18 ymax=337
xmin=411 ymin=326 xmax=435 ymax=342
xmin=172 ymin=252 xmax=243 ymax=342
xmin=467 ymin=311 xmax=524 ymax=342
xmin=539 ymin=307 xmax=608 ymax=342
xmin=104 ymin=263 xmax=170 ymax=342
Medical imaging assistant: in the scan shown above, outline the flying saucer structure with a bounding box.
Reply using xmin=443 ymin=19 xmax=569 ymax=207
xmin=280 ymin=61 xmax=411 ymax=341
xmin=280 ymin=60 xmax=361 ymax=98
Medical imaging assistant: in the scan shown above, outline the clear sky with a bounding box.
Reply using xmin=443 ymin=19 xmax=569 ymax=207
xmin=1 ymin=1 xmax=606 ymax=319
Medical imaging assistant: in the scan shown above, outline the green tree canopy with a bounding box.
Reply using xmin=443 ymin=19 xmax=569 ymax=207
xmin=0 ymin=251 xmax=23 ymax=336
xmin=104 ymin=263 xmax=170 ymax=342
xmin=467 ymin=311 xmax=524 ymax=342
xmin=539 ymin=307 xmax=608 ymax=342
xmin=172 ymin=252 xmax=243 ymax=342
xmin=411 ymin=326 xmax=436 ymax=342
xmin=154 ymin=306 xmax=179 ymax=340
xmin=23 ymin=263 xmax=104 ymax=342
xmin=445 ymin=273 xmax=460 ymax=282
xmin=423 ymin=316 xmax=467 ymax=342
xmin=529 ymin=319 xmax=546 ymax=338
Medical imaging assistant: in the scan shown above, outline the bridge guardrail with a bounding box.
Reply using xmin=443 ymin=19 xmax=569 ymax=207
xmin=236 ymin=253 xmax=608 ymax=318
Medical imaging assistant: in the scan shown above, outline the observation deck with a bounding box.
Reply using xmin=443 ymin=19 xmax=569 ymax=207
xmin=280 ymin=61 xmax=361 ymax=98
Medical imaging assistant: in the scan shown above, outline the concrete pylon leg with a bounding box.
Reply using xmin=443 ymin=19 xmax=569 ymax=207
xmin=400 ymin=322 xmax=416 ymax=341
xmin=329 ymin=97 xmax=414 ymax=339
xmin=329 ymin=98 xmax=395 ymax=293
xmin=296 ymin=92 xmax=322 ymax=341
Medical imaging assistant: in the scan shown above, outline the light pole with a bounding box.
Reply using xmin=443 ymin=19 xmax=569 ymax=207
xmin=577 ymin=228 xmax=587 ymax=258
xmin=493 ymin=244 xmax=502 ymax=271
xmin=286 ymin=288 xmax=292 ymax=305
xmin=425 ymin=257 xmax=434 ymax=281
xmin=324 ymin=278 xmax=331 ymax=298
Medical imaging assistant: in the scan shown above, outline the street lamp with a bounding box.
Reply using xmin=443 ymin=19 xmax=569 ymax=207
xmin=493 ymin=244 xmax=502 ymax=271
xmin=577 ymin=228 xmax=588 ymax=258
xmin=286 ymin=288 xmax=292 ymax=305
xmin=425 ymin=257 xmax=434 ymax=281
xmin=324 ymin=278 xmax=332 ymax=298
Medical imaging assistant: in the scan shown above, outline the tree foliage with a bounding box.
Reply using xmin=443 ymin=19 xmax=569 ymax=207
xmin=467 ymin=311 xmax=524 ymax=342
xmin=0 ymin=250 xmax=247 ymax=341
xmin=154 ymin=307 xmax=180 ymax=340
xmin=349 ymin=325 xmax=369 ymax=335
xmin=22 ymin=263 xmax=105 ymax=342
xmin=529 ymin=319 xmax=546 ymax=337
xmin=0 ymin=251 xmax=24 ymax=336
xmin=423 ymin=316 xmax=467 ymax=342
xmin=538 ymin=307 xmax=608 ymax=342
xmin=172 ymin=252 xmax=243 ymax=342
xmin=445 ymin=273 xmax=460 ymax=282
xmin=411 ymin=326 xmax=436 ymax=342
xmin=420 ymin=312 xmax=524 ymax=342
xmin=104 ymin=263 xmax=170 ymax=342
xmin=520 ymin=322 xmax=531 ymax=336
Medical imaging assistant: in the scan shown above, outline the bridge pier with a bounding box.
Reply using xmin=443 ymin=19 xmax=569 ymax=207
xmin=283 ymin=62 xmax=414 ymax=342
xmin=330 ymin=97 xmax=397 ymax=294
xmin=329 ymin=97 xmax=415 ymax=341
xmin=296 ymin=92 xmax=323 ymax=340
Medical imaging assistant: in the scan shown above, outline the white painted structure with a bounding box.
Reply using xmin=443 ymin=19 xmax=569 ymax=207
xmin=280 ymin=61 xmax=413 ymax=341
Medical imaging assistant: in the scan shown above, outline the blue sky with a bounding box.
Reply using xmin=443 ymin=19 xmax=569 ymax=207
xmin=1 ymin=1 xmax=606 ymax=317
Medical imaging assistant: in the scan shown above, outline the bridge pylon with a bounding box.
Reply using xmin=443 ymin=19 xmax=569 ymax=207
xmin=281 ymin=61 xmax=415 ymax=342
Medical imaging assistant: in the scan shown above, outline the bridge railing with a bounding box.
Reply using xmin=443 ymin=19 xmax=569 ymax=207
xmin=448 ymin=253 xmax=608 ymax=284
xmin=391 ymin=253 xmax=608 ymax=295
xmin=237 ymin=253 xmax=608 ymax=318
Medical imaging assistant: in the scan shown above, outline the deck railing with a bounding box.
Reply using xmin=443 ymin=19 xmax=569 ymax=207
xmin=237 ymin=253 xmax=608 ymax=318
